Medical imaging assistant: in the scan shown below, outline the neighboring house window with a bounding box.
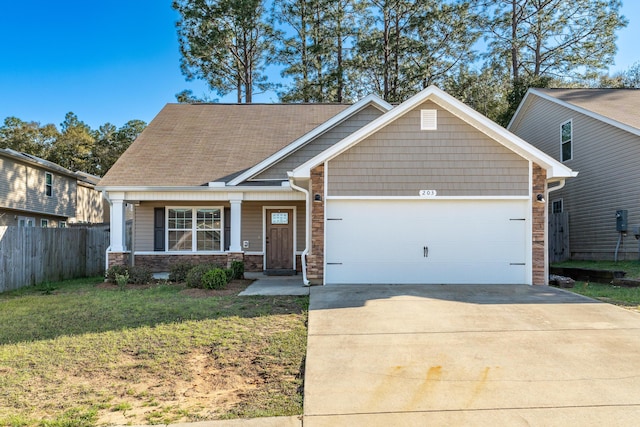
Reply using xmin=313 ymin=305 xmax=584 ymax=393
xmin=41 ymin=219 xmax=49 ymax=228
xmin=18 ymin=216 xmax=35 ymax=227
xmin=58 ymin=221 xmax=67 ymax=228
xmin=167 ymin=207 xmax=222 ymax=251
xmin=45 ymin=172 xmax=53 ymax=197
xmin=561 ymin=120 xmax=572 ymax=162
xmin=552 ymin=199 xmax=563 ymax=214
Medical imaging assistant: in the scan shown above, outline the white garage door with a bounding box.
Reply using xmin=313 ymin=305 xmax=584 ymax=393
xmin=325 ymin=199 xmax=529 ymax=285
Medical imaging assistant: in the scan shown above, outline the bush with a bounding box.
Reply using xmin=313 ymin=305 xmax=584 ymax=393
xmin=202 ymin=268 xmax=229 ymax=290
xmin=185 ymin=264 xmax=219 ymax=289
xmin=229 ymin=260 xmax=245 ymax=280
xmin=127 ymin=266 xmax=153 ymax=285
xmin=169 ymin=262 xmax=194 ymax=282
xmin=106 ymin=265 xmax=128 ymax=283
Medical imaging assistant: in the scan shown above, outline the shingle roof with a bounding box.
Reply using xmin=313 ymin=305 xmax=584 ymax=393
xmin=536 ymin=88 xmax=640 ymax=131
xmin=0 ymin=148 xmax=78 ymax=178
xmin=98 ymin=103 xmax=350 ymax=187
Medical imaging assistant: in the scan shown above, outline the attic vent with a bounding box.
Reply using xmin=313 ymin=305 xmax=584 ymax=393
xmin=420 ymin=109 xmax=437 ymax=130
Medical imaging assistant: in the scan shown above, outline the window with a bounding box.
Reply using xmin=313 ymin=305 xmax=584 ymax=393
xmin=41 ymin=219 xmax=49 ymax=228
xmin=167 ymin=207 xmax=222 ymax=251
xmin=552 ymin=199 xmax=563 ymax=214
xmin=58 ymin=221 xmax=67 ymax=228
xmin=45 ymin=172 xmax=53 ymax=197
xmin=561 ymin=120 xmax=572 ymax=162
xmin=18 ymin=216 xmax=35 ymax=227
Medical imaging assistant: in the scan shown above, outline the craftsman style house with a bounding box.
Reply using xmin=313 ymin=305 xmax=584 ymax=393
xmin=98 ymin=86 xmax=575 ymax=285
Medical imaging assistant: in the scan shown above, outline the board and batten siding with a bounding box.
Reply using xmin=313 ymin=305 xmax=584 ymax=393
xmin=134 ymin=201 xmax=305 ymax=253
xmin=327 ymin=100 xmax=530 ymax=197
xmin=0 ymin=156 xmax=76 ymax=218
xmin=254 ymin=105 xmax=384 ymax=180
xmin=510 ymin=95 xmax=640 ymax=260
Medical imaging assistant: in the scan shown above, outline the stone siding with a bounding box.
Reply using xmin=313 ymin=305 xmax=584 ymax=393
xmin=108 ymin=252 xmax=130 ymax=269
xmin=307 ymin=164 xmax=325 ymax=284
xmin=532 ymin=163 xmax=547 ymax=285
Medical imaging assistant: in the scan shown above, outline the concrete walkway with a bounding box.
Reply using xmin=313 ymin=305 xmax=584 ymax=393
xmin=239 ymin=272 xmax=309 ymax=296
xmin=303 ymin=284 xmax=640 ymax=426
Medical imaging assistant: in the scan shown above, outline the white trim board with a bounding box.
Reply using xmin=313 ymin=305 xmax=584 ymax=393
xmin=228 ymin=95 xmax=392 ymax=186
xmin=291 ymin=85 xmax=576 ymax=181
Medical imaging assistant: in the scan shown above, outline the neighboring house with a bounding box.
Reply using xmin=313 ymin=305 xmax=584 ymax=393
xmin=98 ymin=86 xmax=575 ymax=285
xmin=509 ymin=88 xmax=640 ymax=261
xmin=0 ymin=148 xmax=107 ymax=228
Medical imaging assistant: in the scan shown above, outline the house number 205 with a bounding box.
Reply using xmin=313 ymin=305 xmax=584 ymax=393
xmin=419 ymin=190 xmax=437 ymax=197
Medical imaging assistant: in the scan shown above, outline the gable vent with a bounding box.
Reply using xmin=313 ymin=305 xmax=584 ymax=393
xmin=421 ymin=109 xmax=437 ymax=130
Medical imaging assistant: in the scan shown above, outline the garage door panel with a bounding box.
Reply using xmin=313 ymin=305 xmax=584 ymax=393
xmin=325 ymin=199 xmax=529 ymax=285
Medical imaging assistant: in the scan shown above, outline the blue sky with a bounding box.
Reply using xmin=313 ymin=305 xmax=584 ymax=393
xmin=0 ymin=0 xmax=638 ymax=130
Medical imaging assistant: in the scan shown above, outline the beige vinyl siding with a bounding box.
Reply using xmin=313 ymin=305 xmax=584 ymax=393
xmin=0 ymin=208 xmax=65 ymax=227
xmin=254 ymin=105 xmax=384 ymax=180
xmin=75 ymin=184 xmax=105 ymax=223
xmin=328 ymin=100 xmax=529 ymax=197
xmin=510 ymin=95 xmax=640 ymax=260
xmin=135 ymin=200 xmax=305 ymax=253
xmin=0 ymin=156 xmax=76 ymax=218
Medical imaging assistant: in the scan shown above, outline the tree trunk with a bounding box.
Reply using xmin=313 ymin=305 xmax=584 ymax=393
xmin=511 ymin=0 xmax=519 ymax=81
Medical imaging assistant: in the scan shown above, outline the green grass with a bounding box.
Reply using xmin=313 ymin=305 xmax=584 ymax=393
xmin=552 ymin=259 xmax=640 ymax=278
xmin=0 ymin=277 xmax=308 ymax=425
xmin=553 ymin=260 xmax=640 ymax=308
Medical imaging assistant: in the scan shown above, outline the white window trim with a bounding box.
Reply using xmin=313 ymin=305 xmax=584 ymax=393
xmin=58 ymin=221 xmax=67 ymax=228
xmin=560 ymin=119 xmax=573 ymax=162
xmin=45 ymin=172 xmax=53 ymax=197
xmin=165 ymin=206 xmax=224 ymax=253
xmin=40 ymin=219 xmax=49 ymax=228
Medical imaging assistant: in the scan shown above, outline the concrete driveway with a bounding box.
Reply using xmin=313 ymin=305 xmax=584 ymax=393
xmin=303 ymin=285 xmax=640 ymax=426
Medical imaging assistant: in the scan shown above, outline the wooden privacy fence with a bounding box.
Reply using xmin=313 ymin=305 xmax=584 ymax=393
xmin=549 ymin=212 xmax=570 ymax=263
xmin=0 ymin=225 xmax=110 ymax=292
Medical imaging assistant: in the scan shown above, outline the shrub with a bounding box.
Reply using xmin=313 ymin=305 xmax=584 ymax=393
xmin=185 ymin=264 xmax=219 ymax=289
xmin=115 ymin=272 xmax=129 ymax=291
xmin=229 ymin=260 xmax=245 ymax=280
xmin=127 ymin=266 xmax=153 ymax=285
xmin=106 ymin=265 xmax=128 ymax=283
xmin=202 ymin=268 xmax=228 ymax=290
xmin=169 ymin=262 xmax=194 ymax=282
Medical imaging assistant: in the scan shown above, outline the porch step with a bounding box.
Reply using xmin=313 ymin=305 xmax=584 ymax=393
xmin=264 ymin=269 xmax=297 ymax=276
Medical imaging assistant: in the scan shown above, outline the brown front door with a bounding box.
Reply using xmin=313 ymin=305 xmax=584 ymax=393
xmin=266 ymin=209 xmax=294 ymax=270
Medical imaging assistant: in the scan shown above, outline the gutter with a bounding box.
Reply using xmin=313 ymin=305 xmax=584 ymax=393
xmin=95 ymin=185 xmax=296 ymax=192
xmin=288 ymin=173 xmax=310 ymax=286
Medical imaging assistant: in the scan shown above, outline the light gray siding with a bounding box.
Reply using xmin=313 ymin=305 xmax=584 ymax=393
xmin=0 ymin=156 xmax=76 ymax=218
xmin=510 ymin=95 xmax=640 ymax=260
xmin=135 ymin=200 xmax=305 ymax=253
xmin=254 ymin=105 xmax=384 ymax=180
xmin=328 ymin=100 xmax=530 ymax=197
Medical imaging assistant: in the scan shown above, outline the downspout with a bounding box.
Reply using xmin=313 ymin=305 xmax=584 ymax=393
xmin=102 ymin=189 xmax=112 ymax=273
xmin=288 ymin=174 xmax=310 ymax=286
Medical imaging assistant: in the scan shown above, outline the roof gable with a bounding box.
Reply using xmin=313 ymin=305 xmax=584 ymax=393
xmin=98 ymin=103 xmax=350 ymax=188
xmin=510 ymin=88 xmax=640 ymax=138
xmin=291 ymin=86 xmax=575 ymax=180
xmin=227 ymin=95 xmax=391 ymax=185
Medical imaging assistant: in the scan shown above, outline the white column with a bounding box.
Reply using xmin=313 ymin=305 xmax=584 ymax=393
xmin=109 ymin=193 xmax=126 ymax=252
xmin=229 ymin=196 xmax=243 ymax=252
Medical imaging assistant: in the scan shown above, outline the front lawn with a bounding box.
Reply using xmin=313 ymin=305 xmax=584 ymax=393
xmin=0 ymin=278 xmax=308 ymax=426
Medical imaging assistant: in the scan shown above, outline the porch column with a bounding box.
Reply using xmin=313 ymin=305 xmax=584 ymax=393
xmin=109 ymin=192 xmax=126 ymax=252
xmin=229 ymin=194 xmax=243 ymax=253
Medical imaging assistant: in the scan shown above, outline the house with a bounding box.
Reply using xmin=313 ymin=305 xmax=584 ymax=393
xmin=98 ymin=86 xmax=575 ymax=285
xmin=509 ymin=88 xmax=639 ymax=261
xmin=0 ymin=148 xmax=107 ymax=228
